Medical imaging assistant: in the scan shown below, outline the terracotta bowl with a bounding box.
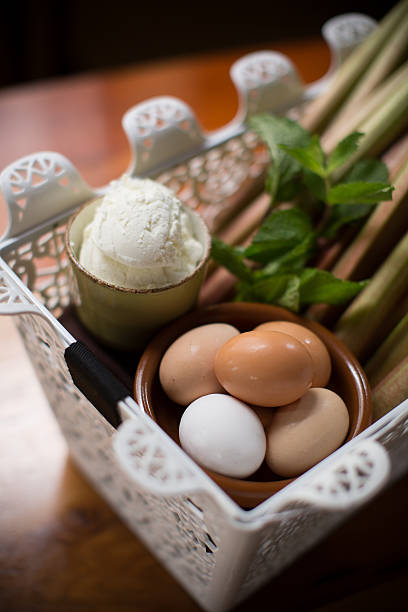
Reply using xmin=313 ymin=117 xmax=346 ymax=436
xmin=134 ymin=302 xmax=372 ymax=508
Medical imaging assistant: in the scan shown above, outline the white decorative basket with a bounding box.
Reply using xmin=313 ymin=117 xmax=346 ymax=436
xmin=2 ymin=14 xmax=406 ymax=612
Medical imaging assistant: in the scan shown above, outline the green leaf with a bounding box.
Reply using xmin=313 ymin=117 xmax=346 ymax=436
xmin=244 ymin=207 xmax=313 ymax=264
xmin=302 ymin=168 xmax=327 ymax=202
xmin=321 ymin=203 xmax=374 ymax=239
xmin=248 ymin=113 xmax=310 ymax=158
xmin=210 ymin=236 xmax=253 ymax=284
xmin=255 ymin=232 xmax=317 ymax=276
xmin=327 ymin=181 xmax=394 ymax=205
xmin=344 ymin=158 xmax=390 ymax=183
xmin=276 ymin=276 xmax=301 ymax=311
xmin=236 ymin=274 xmax=301 ymax=312
xmin=326 ymin=132 xmax=364 ymax=174
xmin=275 ymin=171 xmax=302 ymax=202
xmin=265 ymin=163 xmax=279 ymax=199
xmin=249 ymin=113 xmax=310 ymax=203
xmin=299 ymin=268 xmax=367 ymax=305
xmin=279 ymin=134 xmax=326 ymax=177
xmin=323 ymin=161 xmax=392 ymax=236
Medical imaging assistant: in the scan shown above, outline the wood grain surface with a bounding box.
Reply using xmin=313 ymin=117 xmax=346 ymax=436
xmin=1 ymin=38 xmax=408 ymax=612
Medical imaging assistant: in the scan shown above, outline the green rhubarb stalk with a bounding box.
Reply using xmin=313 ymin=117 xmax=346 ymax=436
xmin=323 ymin=14 xmax=408 ymax=138
xmin=372 ymin=355 xmax=408 ymax=420
xmin=331 ymin=157 xmax=408 ymax=281
xmin=300 ymin=0 xmax=408 ymax=133
xmin=334 ymin=227 xmax=408 ymax=361
xmin=321 ymin=62 xmax=408 ymax=153
xmin=382 ymin=131 xmax=408 ymax=181
xmin=365 ymin=309 xmax=408 ymax=388
xmin=331 ymin=77 xmax=408 ymax=181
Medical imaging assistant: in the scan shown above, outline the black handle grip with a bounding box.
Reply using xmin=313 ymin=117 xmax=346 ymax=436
xmin=64 ymin=341 xmax=129 ymax=428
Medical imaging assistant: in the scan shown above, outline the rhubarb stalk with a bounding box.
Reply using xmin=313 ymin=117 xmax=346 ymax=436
xmin=333 ymin=228 xmax=408 ymax=361
xmin=372 ymin=355 xmax=408 ymax=420
xmin=300 ymin=0 xmax=408 ymax=133
xmin=321 ymin=62 xmax=408 ymax=153
xmin=365 ymin=308 xmax=408 ymax=387
xmin=322 ymin=14 xmax=408 ymax=141
xmin=330 ymin=77 xmax=408 ymax=181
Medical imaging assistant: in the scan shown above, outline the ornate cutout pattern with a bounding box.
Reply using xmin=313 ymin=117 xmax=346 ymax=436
xmin=294 ymin=440 xmax=390 ymax=510
xmin=234 ymin=52 xmax=294 ymax=89
xmin=3 ymin=224 xmax=71 ymax=318
xmin=238 ymin=504 xmax=338 ymax=603
xmin=322 ymin=13 xmax=377 ymax=48
xmin=0 ymin=263 xmax=34 ymax=313
xmin=230 ymin=51 xmax=304 ymax=119
xmin=114 ymin=417 xmax=199 ymax=494
xmin=123 ymin=97 xmax=205 ymax=176
xmin=0 ymin=151 xmax=94 ymax=239
xmin=157 ymin=130 xmax=269 ymax=233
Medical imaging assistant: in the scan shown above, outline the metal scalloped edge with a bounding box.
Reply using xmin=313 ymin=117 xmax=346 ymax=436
xmin=122 ymin=95 xmax=206 ymax=177
xmin=0 ymin=150 xmax=95 ymax=241
xmin=291 ymin=438 xmax=390 ymax=510
xmin=229 ymin=50 xmax=304 ymax=124
xmin=112 ymin=403 xmax=239 ymax=515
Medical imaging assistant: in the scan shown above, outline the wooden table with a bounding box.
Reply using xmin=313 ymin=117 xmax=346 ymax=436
xmin=1 ymin=38 xmax=408 ymax=612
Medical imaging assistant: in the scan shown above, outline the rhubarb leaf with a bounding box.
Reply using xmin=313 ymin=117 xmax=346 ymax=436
xmin=298 ymin=268 xmax=367 ymax=304
xmin=279 ymin=135 xmax=326 ymax=177
xmin=327 ymin=181 xmax=394 ymax=205
xmin=326 ymin=132 xmax=364 ymax=174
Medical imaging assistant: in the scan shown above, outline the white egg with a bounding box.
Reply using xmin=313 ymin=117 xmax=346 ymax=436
xmin=179 ymin=393 xmax=266 ymax=479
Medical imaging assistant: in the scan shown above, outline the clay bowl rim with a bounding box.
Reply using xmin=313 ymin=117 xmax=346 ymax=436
xmin=134 ymin=301 xmax=372 ymax=507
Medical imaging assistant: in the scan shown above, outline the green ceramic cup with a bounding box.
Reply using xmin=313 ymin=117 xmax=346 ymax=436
xmin=65 ymin=197 xmax=211 ymax=351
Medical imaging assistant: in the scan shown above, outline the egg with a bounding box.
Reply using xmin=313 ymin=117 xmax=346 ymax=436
xmin=214 ymin=330 xmax=314 ymax=407
xmin=179 ymin=393 xmax=266 ymax=478
xmin=265 ymin=387 xmax=350 ymax=478
xmin=255 ymin=320 xmax=331 ymax=387
xmin=159 ymin=323 xmax=239 ymax=405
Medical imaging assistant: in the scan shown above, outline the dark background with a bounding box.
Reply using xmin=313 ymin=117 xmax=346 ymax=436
xmin=0 ymin=1 xmax=397 ymax=89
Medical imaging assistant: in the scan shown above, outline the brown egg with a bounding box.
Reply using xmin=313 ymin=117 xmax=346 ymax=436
xmin=214 ymin=330 xmax=314 ymax=407
xmin=159 ymin=323 xmax=239 ymax=405
xmin=265 ymin=387 xmax=350 ymax=477
xmin=255 ymin=320 xmax=331 ymax=387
